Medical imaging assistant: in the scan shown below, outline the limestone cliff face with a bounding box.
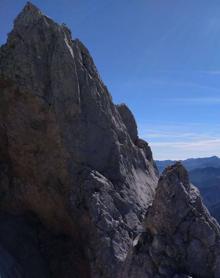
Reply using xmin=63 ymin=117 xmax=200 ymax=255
xmin=0 ymin=2 xmax=158 ymax=277
xmin=0 ymin=2 xmax=220 ymax=278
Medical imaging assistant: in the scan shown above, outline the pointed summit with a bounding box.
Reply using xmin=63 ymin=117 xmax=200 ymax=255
xmin=135 ymin=162 xmax=220 ymax=277
xmin=13 ymin=1 xmax=43 ymax=29
xmin=23 ymin=1 xmax=40 ymax=12
xmin=162 ymin=162 xmax=190 ymax=190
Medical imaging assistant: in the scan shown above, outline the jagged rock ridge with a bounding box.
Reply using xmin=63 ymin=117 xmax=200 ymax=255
xmin=0 ymin=2 xmax=219 ymax=278
xmin=129 ymin=163 xmax=220 ymax=277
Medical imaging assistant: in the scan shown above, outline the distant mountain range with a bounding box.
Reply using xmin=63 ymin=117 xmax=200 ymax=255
xmin=156 ymin=156 xmax=220 ymax=222
xmin=156 ymin=156 xmax=220 ymax=172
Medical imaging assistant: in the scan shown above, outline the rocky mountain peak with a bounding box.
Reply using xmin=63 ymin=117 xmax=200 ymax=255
xmin=0 ymin=3 xmax=220 ymax=278
xmin=129 ymin=163 xmax=220 ymax=277
xmin=22 ymin=1 xmax=41 ymax=13
xmin=13 ymin=1 xmax=43 ymax=28
xmin=162 ymin=162 xmax=190 ymax=191
xmin=0 ymin=3 xmax=159 ymax=277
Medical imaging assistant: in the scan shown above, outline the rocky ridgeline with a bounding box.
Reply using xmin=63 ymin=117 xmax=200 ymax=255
xmin=0 ymin=2 xmax=219 ymax=277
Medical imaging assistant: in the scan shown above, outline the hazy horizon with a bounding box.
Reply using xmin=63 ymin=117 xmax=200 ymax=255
xmin=1 ymin=0 xmax=220 ymax=160
xmin=155 ymin=155 xmax=220 ymax=162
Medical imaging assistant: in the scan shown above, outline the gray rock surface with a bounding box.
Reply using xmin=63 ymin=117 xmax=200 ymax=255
xmin=129 ymin=163 xmax=220 ymax=277
xmin=0 ymin=2 xmax=158 ymax=277
xmin=156 ymin=158 xmax=220 ymax=223
xmin=117 ymin=104 xmax=138 ymax=143
xmin=0 ymin=2 xmax=220 ymax=278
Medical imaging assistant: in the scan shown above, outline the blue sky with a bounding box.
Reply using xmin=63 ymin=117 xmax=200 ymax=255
xmin=1 ymin=0 xmax=220 ymax=160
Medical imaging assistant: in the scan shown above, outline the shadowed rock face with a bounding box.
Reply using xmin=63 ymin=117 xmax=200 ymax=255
xmin=0 ymin=212 xmax=90 ymax=278
xmin=0 ymin=2 xmax=220 ymax=278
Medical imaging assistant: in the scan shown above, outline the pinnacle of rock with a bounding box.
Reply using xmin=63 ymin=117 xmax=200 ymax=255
xmin=117 ymin=103 xmax=138 ymax=143
xmin=129 ymin=163 xmax=220 ymax=277
xmin=14 ymin=1 xmax=43 ymax=28
xmin=0 ymin=2 xmax=158 ymax=277
xmin=24 ymin=1 xmax=41 ymax=12
xmin=162 ymin=162 xmax=190 ymax=190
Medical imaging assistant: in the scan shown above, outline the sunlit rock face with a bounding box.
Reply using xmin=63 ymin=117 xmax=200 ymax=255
xmin=0 ymin=2 xmax=158 ymax=277
xmin=0 ymin=2 xmax=220 ymax=278
xmin=129 ymin=163 xmax=220 ymax=278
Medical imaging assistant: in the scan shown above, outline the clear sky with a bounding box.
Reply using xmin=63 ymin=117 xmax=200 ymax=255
xmin=1 ymin=0 xmax=220 ymax=160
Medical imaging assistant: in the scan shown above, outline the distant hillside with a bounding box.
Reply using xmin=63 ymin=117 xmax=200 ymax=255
xmin=210 ymin=202 xmax=220 ymax=223
xmin=156 ymin=156 xmax=220 ymax=172
xmin=189 ymin=167 xmax=220 ymax=216
xmin=189 ymin=167 xmax=220 ymax=189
